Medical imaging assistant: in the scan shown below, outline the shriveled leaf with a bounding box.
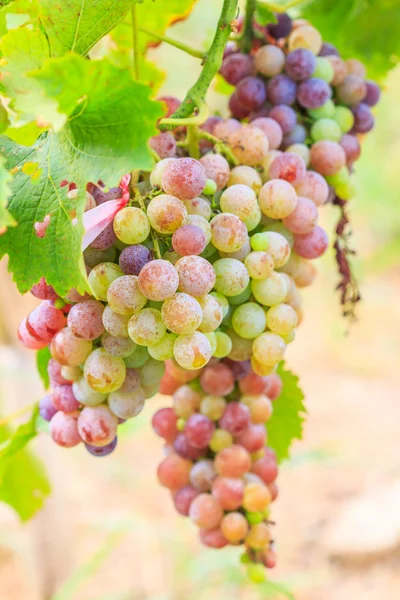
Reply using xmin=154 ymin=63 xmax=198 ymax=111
xmin=267 ymin=362 xmax=306 ymax=462
xmin=300 ymin=0 xmax=400 ymax=80
xmin=38 ymin=0 xmax=141 ymax=57
xmin=0 ymin=56 xmax=163 ymax=295
xmin=36 ymin=346 xmax=51 ymax=389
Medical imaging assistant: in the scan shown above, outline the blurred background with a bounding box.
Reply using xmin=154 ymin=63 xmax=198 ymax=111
xmin=1 ymin=1 xmax=400 ymax=598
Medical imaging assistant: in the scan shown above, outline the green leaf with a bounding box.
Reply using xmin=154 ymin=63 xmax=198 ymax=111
xmin=0 ymin=154 xmax=16 ymax=229
xmin=38 ymin=0 xmax=140 ymax=57
xmin=300 ymin=0 xmax=400 ymax=80
xmin=0 ymin=56 xmax=163 ymax=296
xmin=36 ymin=346 xmax=51 ymax=390
xmin=255 ymin=4 xmax=277 ymax=27
xmin=0 ymin=407 xmax=50 ymax=521
xmin=0 ymin=0 xmax=37 ymax=37
xmin=267 ymin=362 xmax=306 ymax=462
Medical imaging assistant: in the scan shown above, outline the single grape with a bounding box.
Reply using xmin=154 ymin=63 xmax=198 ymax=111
xmin=266 ymin=303 xmax=298 ymax=335
xmin=113 ymin=207 xmax=150 ymax=245
xmin=243 ymin=481 xmax=272 ymax=512
xmin=220 ymin=185 xmax=258 ymax=221
xmin=244 ymin=252 xmax=274 ymax=281
xmin=173 ymin=384 xmax=202 ymax=419
xmin=200 ymin=362 xmax=235 ymax=396
xmin=253 ymin=332 xmax=286 ymax=367
xmin=18 ymin=317 xmax=50 ymax=350
xmin=48 ymin=358 xmax=71 ymax=386
xmin=333 ymin=106 xmax=355 ymax=134
xmin=265 ymin=373 xmax=282 ymax=400
xmin=85 ymin=436 xmax=118 ymax=457
xmin=174 ymin=485 xmax=199 ymax=516
xmin=250 ymin=118 xmax=283 ymax=150
xmin=158 ymin=95 xmax=181 ymax=117
xmin=269 ymin=105 xmax=297 ymax=134
xmin=150 ymin=157 xmax=176 ymax=187
xmin=138 ymin=260 xmax=179 ymax=301
xmin=310 ymin=140 xmax=346 ymax=176
xmin=336 ymin=74 xmax=367 ymax=106
xmin=128 ymin=308 xmax=166 ymax=347
xmin=245 ymin=394 xmax=273 ymax=424
xmin=327 ymin=55 xmax=348 ymax=86
xmin=101 ymin=332 xmax=136 ymax=357
xmin=229 ymin=126 xmax=269 ymax=166
xmin=213 ymin=258 xmax=250 ymax=297
xmin=352 ymin=102 xmax=374 ymax=133
xmin=108 ymin=387 xmax=146 ymax=419
xmin=84 ymin=245 xmax=117 ymax=269
xmin=297 ymin=78 xmax=331 ymax=109
xmin=161 ymin=157 xmax=207 ymax=200
xmin=219 ymin=401 xmax=251 ymax=436
xmin=157 ymin=454 xmax=192 ymax=490
xmin=200 ymin=395 xmax=227 ymax=421
xmin=50 ymin=411 xmax=81 ymax=448
xmin=84 ymin=348 xmax=126 ymax=393
xmin=106 ymin=275 xmax=147 ymax=317
xmin=214 ymin=118 xmax=241 ymax=142
xmin=149 ymin=132 xmax=177 ymax=159
xmin=78 ymin=404 xmax=118 ymax=447
xmin=52 ymin=384 xmax=80 ymax=412
xmin=232 ymin=303 xmax=267 ymax=339
xmin=364 ymin=80 xmax=381 ymax=107
xmin=189 ymin=493 xmax=223 ymax=530
xmin=285 ymin=48 xmax=316 ymax=81
xmin=236 ymin=76 xmax=267 ymax=111
xmin=30 ymin=277 xmax=58 ymax=301
xmin=313 ymin=56 xmax=334 ymax=82
xmin=174 ymin=331 xmax=212 ymax=370
xmin=90 ymin=222 xmax=116 ymax=250
xmin=102 ymin=305 xmax=130 ymax=338
xmin=161 ymin=293 xmax=203 ymax=335
xmin=50 ymin=327 xmax=93 ymax=367
xmin=294 ymin=258 xmax=317 ymax=287
xmin=199 ymin=528 xmax=227 ymax=549
xmin=288 ymin=24 xmax=322 ymax=55
xmin=267 ymin=12 xmax=292 ymax=38
xmin=226 ymin=329 xmax=253 ymax=361
xmin=311 ymin=118 xmax=342 ymax=142
xmin=67 ymin=300 xmax=104 ymax=340
xmin=258 ymin=179 xmax=297 ymax=219
xmin=282 ymin=196 xmax=318 ymax=234
xmin=319 ymin=42 xmax=339 ymax=57
xmin=72 ymin=377 xmax=107 ymax=406
xmin=267 ymin=74 xmax=297 ymax=106
xmin=269 ymin=153 xmax=306 ymax=187
xmin=119 ymin=245 xmax=152 ymax=276
xmin=175 ymin=256 xmax=216 ymax=297
xmin=252 ymin=450 xmax=278 ymax=485
xmin=148 ymin=332 xmax=177 ymax=361
xmin=183 ymin=197 xmax=212 ymax=221
xmin=210 ymin=213 xmax=248 ymax=253
xmin=340 ymin=134 xmax=361 ymax=165
xmin=246 ymin=522 xmax=271 ymax=551
xmin=209 ymin=428 xmax=233 ymax=452
xmin=295 ymin=170 xmax=329 ymax=206
xmin=215 ymin=444 xmax=251 ymax=477
xmin=254 ymin=44 xmax=285 ymax=76
xmin=293 ymin=225 xmax=329 ymax=259
xmin=220 ymin=52 xmax=253 ymax=85
xmin=214 ymin=332 xmax=233 ymax=359
xmin=189 ymin=459 xmax=217 ymax=492
xmin=251 ymin=231 xmax=290 ymax=268
xmin=221 ymin=512 xmax=249 ymax=544
xmin=88 ymin=262 xmax=123 ymax=301
xmin=39 ymin=394 xmax=58 ymax=422
xmin=27 ymin=303 xmax=66 ymax=343
xmin=184 ymin=414 xmax=215 ymax=449
xmin=308 ymin=99 xmax=335 ymax=120
xmin=197 ymin=294 xmax=223 ymax=334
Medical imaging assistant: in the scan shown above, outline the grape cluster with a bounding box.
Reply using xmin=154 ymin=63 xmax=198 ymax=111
xmin=153 ymin=359 xmax=282 ymax=581
xmin=218 ymin=13 xmax=380 ymax=201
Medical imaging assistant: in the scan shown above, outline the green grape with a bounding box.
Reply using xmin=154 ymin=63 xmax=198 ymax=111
xmin=124 ymin=345 xmax=149 ymax=368
xmin=113 ymin=207 xmax=150 ymax=244
xmin=147 ymin=194 xmax=187 ymax=234
xmin=333 ymin=106 xmax=355 ymax=133
xmin=72 ymin=377 xmax=107 ymax=406
xmin=311 ymin=118 xmax=342 ymax=142
xmin=210 ymin=213 xmax=248 ymax=253
xmin=61 ymin=365 xmax=82 ymax=382
xmin=313 ymin=57 xmax=334 ymax=82
xmin=204 ymin=332 xmax=217 ymax=355
xmin=213 ymin=331 xmax=233 ymax=358
xmin=308 ymin=99 xmax=335 ymax=120
xmin=243 ymin=204 xmax=262 ymax=232
xmin=88 ymin=263 xmax=123 ymax=301
xmin=244 ymin=251 xmax=274 ymax=280
xmin=102 ymin=305 xmax=131 ymax=338
xmin=326 ymin=166 xmax=350 ymax=187
xmin=148 ymin=332 xmax=177 ymax=361
xmin=262 ymin=222 xmax=294 ymax=247
xmin=101 ymin=332 xmax=137 ymax=357
xmin=220 ymin=184 xmax=258 ymax=221
xmin=197 ymin=294 xmax=223 ymax=333
xmin=174 ymin=331 xmax=212 ymax=370
xmin=266 ymin=303 xmax=298 ymax=335
xmin=203 ymin=178 xmax=217 ymax=195
xmin=210 ymin=291 xmax=230 ymax=317
xmin=209 ymin=428 xmax=233 ymax=452
xmin=232 ymin=303 xmax=267 ymax=339
xmin=84 ymin=245 xmax=117 ymax=268
xmin=251 ymin=231 xmax=290 ymax=268
xmin=226 ymin=329 xmax=253 ymax=361
xmin=228 ymin=166 xmax=262 ymax=194
xmin=107 ymin=275 xmax=147 ymax=316
xmin=247 ymin=564 xmax=266 ymax=583
xmin=286 ymin=143 xmax=310 ymax=167
xmin=128 ymin=308 xmax=166 ymax=346
xmin=251 ymin=272 xmax=288 ymax=306
xmin=258 ymin=179 xmax=297 ymax=220
xmin=213 ymin=258 xmax=250 ymax=297
xmin=140 ymin=358 xmax=165 ymax=387
xmin=253 ymin=332 xmax=286 ymax=366
xmin=228 ymin=283 xmax=252 ymax=306
xmin=183 ymin=197 xmax=212 ymax=221
xmin=84 ymin=348 xmax=126 ymax=393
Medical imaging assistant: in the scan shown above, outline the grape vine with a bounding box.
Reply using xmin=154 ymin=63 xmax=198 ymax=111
xmin=0 ymin=0 xmax=396 ymax=589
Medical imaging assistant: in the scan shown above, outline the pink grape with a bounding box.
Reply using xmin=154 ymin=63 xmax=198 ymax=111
xmin=235 ymin=424 xmax=266 ymax=453
xmin=157 ymin=454 xmax=192 ymax=490
xmin=214 ymin=118 xmax=241 ymax=142
xmin=219 ymin=402 xmax=251 ymax=436
xmin=295 ymin=170 xmax=329 ymax=206
xmin=265 ymin=373 xmax=282 ymax=400
xmin=149 ymin=132 xmax=177 ymax=158
xmin=52 ymin=385 xmax=80 ymax=412
xmin=211 ymin=213 xmax=248 ymax=253
xmin=174 ymin=434 xmax=205 ymax=461
xmin=189 ymin=459 xmax=217 ymax=492
xmin=174 ymin=486 xmax=199 ymax=516
xmin=67 ymin=299 xmax=105 ymax=340
xmin=161 ymin=157 xmax=207 ymax=200
xmin=119 ymin=245 xmax=152 ymax=276
xmin=310 ymin=140 xmax=346 ymax=176
xmin=50 ymin=327 xmax=93 ymax=367
xmin=269 ymin=153 xmax=306 ymax=186
xmin=189 ymin=493 xmax=224 ymax=529
xmin=283 ymin=196 xmax=318 ymax=234
xmin=147 ymin=194 xmax=187 ymax=235
xmin=340 ymin=134 xmax=361 ymax=165
xmin=30 ymin=277 xmax=58 ymax=301
xmin=184 ymin=414 xmax=215 ymax=449
xmin=199 ymin=153 xmax=230 ymax=191
xmin=18 ymin=318 xmax=48 ymax=349
xmin=173 ymin=384 xmax=202 ymax=419
xmin=27 ymin=302 xmax=66 ymax=343
xmin=293 ymin=225 xmax=329 ymax=259
xmin=200 ymin=363 xmax=235 ymax=396
xmin=336 ymin=74 xmax=367 ymax=106
xmin=214 ymin=444 xmax=251 ymax=478
xmin=48 ymin=358 xmax=71 ymax=386
xmin=78 ymin=405 xmax=118 ymax=447
xmin=90 ymin=223 xmax=116 ymax=250
xmin=269 ymin=105 xmax=297 ymax=134
xmin=250 ymin=117 xmax=283 ymax=150
xmin=172 ymin=224 xmax=207 ymax=256
xmin=199 ymin=528 xmax=228 ymax=549
xmin=161 ymin=293 xmax=202 ymax=335
xmin=175 ymin=256 xmax=216 ymax=297
xmin=50 ymin=411 xmax=81 ymax=448
xmin=239 ymin=371 xmax=270 ymax=395
xmin=39 ymin=394 xmax=58 ymax=422
xmin=252 ymin=449 xmax=278 ymax=485
xmin=211 ymin=476 xmax=244 ymax=510
xmin=138 ymin=260 xmax=179 ymax=301
xmin=152 ymin=408 xmax=178 ymax=442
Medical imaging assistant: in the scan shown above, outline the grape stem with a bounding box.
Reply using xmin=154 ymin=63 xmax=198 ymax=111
xmin=187 ymin=125 xmax=200 ymax=159
xmin=132 ymin=187 xmax=162 ymax=259
xmin=159 ymin=0 xmax=239 ymax=130
xmin=0 ymin=401 xmax=38 ymax=427
xmin=242 ymin=0 xmax=257 ymax=53
xmin=257 ymin=0 xmax=306 ymax=13
xmin=131 ymin=6 xmax=140 ymax=80
xmin=138 ymin=27 xmax=206 ymax=60
xmin=159 ymin=101 xmax=209 ymax=128
xmin=197 ymin=131 xmax=239 ymax=166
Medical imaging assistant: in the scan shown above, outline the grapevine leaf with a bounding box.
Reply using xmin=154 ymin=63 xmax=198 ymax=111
xmin=0 ymin=404 xmax=39 ymax=461
xmin=37 ymin=0 xmax=142 ymax=57
xmin=255 ymin=4 xmax=277 ymax=27
xmin=267 ymin=363 xmax=306 ymax=462
xmin=300 ymin=0 xmax=400 ymax=80
xmin=136 ymin=0 xmax=198 ymax=53
xmin=0 ymin=406 xmax=50 ymax=521
xmin=0 ymin=56 xmax=163 ymax=296
xmin=0 ymin=0 xmax=37 ymax=37
xmin=36 ymin=346 xmax=51 ymax=390
xmin=0 ymin=27 xmax=62 ymax=127
xmin=0 ymin=154 xmax=16 ymax=228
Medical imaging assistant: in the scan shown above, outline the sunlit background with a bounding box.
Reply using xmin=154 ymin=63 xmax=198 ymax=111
xmin=1 ymin=1 xmax=400 ymax=599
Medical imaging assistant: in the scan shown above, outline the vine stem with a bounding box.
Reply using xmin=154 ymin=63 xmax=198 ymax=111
xmin=197 ymin=131 xmax=239 ymax=165
xmin=131 ymin=6 xmax=140 ymax=80
xmin=0 ymin=401 xmax=37 ymax=427
xmin=258 ymin=0 xmax=306 ymax=13
xmin=242 ymin=0 xmax=257 ymax=53
xmin=139 ymin=27 xmax=205 ymax=59
xmin=159 ymin=0 xmax=239 ymax=130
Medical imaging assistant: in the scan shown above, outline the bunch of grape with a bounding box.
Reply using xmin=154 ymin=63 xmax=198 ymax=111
xmin=153 ymin=359 xmax=282 ymax=581
xmin=218 ymin=13 xmax=380 ymax=202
